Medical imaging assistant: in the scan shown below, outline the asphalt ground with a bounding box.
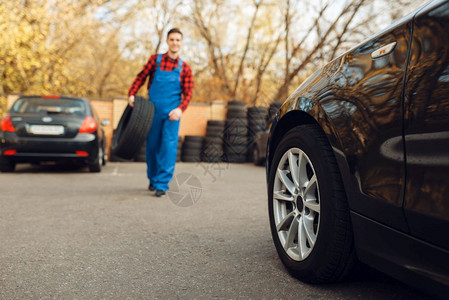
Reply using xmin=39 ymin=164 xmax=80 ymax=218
xmin=0 ymin=162 xmax=432 ymax=299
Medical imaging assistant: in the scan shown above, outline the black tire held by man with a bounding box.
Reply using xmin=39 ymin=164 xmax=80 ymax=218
xmin=111 ymin=96 xmax=155 ymax=160
xmin=134 ymin=141 xmax=147 ymax=162
xmin=268 ymin=124 xmax=354 ymax=283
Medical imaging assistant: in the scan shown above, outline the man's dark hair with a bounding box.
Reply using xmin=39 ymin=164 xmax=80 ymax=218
xmin=167 ymin=28 xmax=183 ymax=38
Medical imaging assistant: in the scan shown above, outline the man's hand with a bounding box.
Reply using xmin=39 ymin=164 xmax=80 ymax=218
xmin=169 ymin=108 xmax=182 ymax=121
xmin=128 ymin=95 xmax=135 ymax=107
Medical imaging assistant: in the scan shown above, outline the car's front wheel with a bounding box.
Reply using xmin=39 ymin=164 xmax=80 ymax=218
xmin=268 ymin=124 xmax=354 ymax=283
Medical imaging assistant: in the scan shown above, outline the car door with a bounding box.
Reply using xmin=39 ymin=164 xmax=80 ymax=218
xmin=316 ymin=15 xmax=413 ymax=231
xmin=403 ymin=0 xmax=449 ymax=249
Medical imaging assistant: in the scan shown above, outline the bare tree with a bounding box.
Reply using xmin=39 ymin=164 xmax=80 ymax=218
xmin=233 ymin=0 xmax=262 ymax=96
xmin=251 ymin=33 xmax=282 ymax=105
xmin=272 ymin=0 xmax=369 ymax=102
xmin=189 ymin=0 xmax=234 ymax=98
xmin=189 ymin=0 xmax=285 ymax=103
xmin=0 ymin=0 xmax=428 ymax=108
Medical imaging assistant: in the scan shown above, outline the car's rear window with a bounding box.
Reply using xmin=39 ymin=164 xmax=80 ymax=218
xmin=10 ymin=97 xmax=87 ymax=116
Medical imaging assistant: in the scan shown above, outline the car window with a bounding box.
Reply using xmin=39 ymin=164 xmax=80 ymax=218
xmin=11 ymin=97 xmax=87 ymax=116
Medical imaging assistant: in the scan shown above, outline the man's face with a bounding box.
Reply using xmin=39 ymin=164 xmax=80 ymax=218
xmin=167 ymin=33 xmax=183 ymax=55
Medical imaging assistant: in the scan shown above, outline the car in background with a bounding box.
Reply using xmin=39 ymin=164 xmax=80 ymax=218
xmin=252 ymin=129 xmax=268 ymax=166
xmin=252 ymin=119 xmax=273 ymax=166
xmin=0 ymin=95 xmax=107 ymax=172
xmin=266 ymin=0 xmax=449 ymax=298
xmin=252 ymin=102 xmax=282 ymax=166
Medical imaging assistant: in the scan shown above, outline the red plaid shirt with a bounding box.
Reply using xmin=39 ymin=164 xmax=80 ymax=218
xmin=128 ymin=53 xmax=193 ymax=112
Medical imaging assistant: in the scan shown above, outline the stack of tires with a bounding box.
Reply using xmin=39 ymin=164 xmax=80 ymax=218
xmin=177 ymin=136 xmax=182 ymax=162
xmin=181 ymin=135 xmax=204 ymax=162
xmin=224 ymin=100 xmax=248 ymax=163
xmin=201 ymin=120 xmax=225 ymax=162
xmin=246 ymin=106 xmax=268 ymax=162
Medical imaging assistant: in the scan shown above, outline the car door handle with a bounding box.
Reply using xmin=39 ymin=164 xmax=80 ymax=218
xmin=371 ymin=42 xmax=397 ymax=59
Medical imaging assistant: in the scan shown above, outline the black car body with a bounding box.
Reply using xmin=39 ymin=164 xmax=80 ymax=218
xmin=266 ymin=0 xmax=449 ymax=297
xmin=0 ymin=95 xmax=106 ymax=172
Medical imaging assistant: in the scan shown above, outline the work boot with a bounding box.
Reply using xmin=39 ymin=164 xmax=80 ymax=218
xmin=155 ymin=190 xmax=166 ymax=197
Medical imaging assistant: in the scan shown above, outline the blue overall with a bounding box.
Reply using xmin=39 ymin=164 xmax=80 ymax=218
xmin=146 ymin=54 xmax=182 ymax=191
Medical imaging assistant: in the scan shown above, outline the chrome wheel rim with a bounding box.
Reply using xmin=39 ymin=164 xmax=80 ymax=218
xmin=273 ymin=148 xmax=320 ymax=261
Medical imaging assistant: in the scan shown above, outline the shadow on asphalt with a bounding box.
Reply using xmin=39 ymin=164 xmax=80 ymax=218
xmin=268 ymin=246 xmax=430 ymax=299
xmin=314 ymin=264 xmax=431 ymax=299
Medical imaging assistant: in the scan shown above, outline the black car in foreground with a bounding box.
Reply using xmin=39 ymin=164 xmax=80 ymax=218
xmin=0 ymin=95 xmax=106 ymax=172
xmin=266 ymin=0 xmax=449 ymax=298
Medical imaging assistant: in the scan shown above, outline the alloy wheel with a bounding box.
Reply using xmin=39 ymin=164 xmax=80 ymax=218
xmin=273 ymin=148 xmax=320 ymax=261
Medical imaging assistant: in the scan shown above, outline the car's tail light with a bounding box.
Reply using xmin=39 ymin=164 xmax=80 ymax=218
xmin=78 ymin=116 xmax=97 ymax=133
xmin=76 ymin=151 xmax=89 ymax=156
xmin=1 ymin=114 xmax=15 ymax=132
xmin=3 ymin=149 xmax=17 ymax=155
xmin=42 ymin=95 xmax=61 ymax=99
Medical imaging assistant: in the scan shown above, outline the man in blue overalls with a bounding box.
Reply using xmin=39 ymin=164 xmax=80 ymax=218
xmin=128 ymin=28 xmax=194 ymax=197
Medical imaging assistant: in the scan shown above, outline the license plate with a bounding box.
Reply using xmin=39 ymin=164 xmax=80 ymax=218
xmin=29 ymin=125 xmax=65 ymax=135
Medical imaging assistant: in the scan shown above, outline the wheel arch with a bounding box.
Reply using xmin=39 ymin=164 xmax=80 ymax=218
xmin=267 ymin=109 xmax=354 ymax=212
xmin=268 ymin=110 xmax=320 ymax=173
